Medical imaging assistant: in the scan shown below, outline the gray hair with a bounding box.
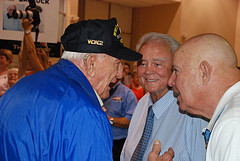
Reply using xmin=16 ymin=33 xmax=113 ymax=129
xmin=136 ymin=32 xmax=180 ymax=53
xmin=61 ymin=51 xmax=107 ymax=66
xmin=61 ymin=51 xmax=89 ymax=60
xmin=8 ymin=68 xmax=18 ymax=76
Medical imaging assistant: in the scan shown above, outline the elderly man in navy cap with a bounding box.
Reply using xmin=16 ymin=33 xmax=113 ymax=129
xmin=0 ymin=18 xmax=142 ymax=161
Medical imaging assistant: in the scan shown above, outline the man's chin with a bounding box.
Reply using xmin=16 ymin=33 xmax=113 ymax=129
xmin=100 ymin=95 xmax=108 ymax=100
xmin=99 ymin=92 xmax=109 ymax=99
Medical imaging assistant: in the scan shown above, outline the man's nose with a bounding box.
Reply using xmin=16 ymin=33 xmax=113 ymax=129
xmin=144 ymin=64 xmax=154 ymax=74
xmin=168 ymin=72 xmax=176 ymax=87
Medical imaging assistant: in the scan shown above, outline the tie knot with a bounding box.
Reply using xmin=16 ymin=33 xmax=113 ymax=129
xmin=148 ymin=105 xmax=154 ymax=118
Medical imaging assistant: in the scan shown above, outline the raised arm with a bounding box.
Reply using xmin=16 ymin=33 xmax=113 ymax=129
xmin=22 ymin=18 xmax=45 ymax=72
xmin=18 ymin=41 xmax=27 ymax=78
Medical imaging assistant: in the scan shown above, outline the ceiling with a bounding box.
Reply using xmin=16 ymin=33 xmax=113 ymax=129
xmin=101 ymin=0 xmax=181 ymax=8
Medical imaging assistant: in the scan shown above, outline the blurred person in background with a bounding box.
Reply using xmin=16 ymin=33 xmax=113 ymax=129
xmin=103 ymin=77 xmax=137 ymax=161
xmin=122 ymin=62 xmax=132 ymax=86
xmin=7 ymin=68 xmax=18 ymax=88
xmin=0 ymin=49 xmax=13 ymax=96
xmin=127 ymin=71 xmax=145 ymax=101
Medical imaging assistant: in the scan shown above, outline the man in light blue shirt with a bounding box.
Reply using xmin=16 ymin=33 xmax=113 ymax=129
xmin=121 ymin=32 xmax=208 ymax=161
xmin=103 ymin=79 xmax=137 ymax=161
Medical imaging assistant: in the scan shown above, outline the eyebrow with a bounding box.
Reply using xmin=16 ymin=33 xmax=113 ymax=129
xmin=152 ymin=58 xmax=167 ymax=62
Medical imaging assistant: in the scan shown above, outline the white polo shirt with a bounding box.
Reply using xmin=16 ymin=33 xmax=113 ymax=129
xmin=205 ymin=81 xmax=240 ymax=161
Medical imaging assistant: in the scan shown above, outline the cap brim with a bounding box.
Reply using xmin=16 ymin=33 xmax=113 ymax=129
xmin=107 ymin=46 xmax=142 ymax=61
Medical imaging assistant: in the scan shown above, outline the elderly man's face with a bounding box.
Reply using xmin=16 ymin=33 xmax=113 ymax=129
xmin=137 ymin=41 xmax=173 ymax=99
xmin=94 ymin=54 xmax=123 ymax=99
xmin=168 ymin=45 xmax=200 ymax=115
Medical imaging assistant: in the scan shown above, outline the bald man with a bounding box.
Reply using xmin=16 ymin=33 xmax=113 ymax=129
xmin=165 ymin=33 xmax=240 ymax=161
xmin=151 ymin=33 xmax=240 ymax=160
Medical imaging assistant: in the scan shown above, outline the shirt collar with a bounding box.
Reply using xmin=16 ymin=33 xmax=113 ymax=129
xmin=205 ymin=81 xmax=240 ymax=133
xmin=93 ymin=89 xmax=103 ymax=107
xmin=149 ymin=90 xmax=175 ymax=119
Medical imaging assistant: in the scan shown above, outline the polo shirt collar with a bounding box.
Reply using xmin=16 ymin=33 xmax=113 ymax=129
xmin=205 ymin=81 xmax=240 ymax=133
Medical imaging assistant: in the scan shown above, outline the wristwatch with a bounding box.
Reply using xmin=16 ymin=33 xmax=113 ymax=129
xmin=25 ymin=30 xmax=31 ymax=35
xmin=109 ymin=118 xmax=114 ymax=125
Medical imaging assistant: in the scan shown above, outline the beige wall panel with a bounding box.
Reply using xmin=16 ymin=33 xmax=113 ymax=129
xmin=70 ymin=0 xmax=79 ymax=15
xmin=235 ymin=0 xmax=240 ymax=66
xmin=181 ymin=0 xmax=238 ymax=45
xmin=131 ymin=3 xmax=180 ymax=49
xmin=110 ymin=4 xmax=133 ymax=33
xmin=121 ymin=33 xmax=131 ymax=49
xmin=167 ymin=4 xmax=181 ymax=43
xmin=85 ymin=0 xmax=109 ymax=20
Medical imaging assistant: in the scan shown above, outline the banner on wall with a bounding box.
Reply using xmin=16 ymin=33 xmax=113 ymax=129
xmin=0 ymin=0 xmax=59 ymax=43
xmin=0 ymin=39 xmax=62 ymax=56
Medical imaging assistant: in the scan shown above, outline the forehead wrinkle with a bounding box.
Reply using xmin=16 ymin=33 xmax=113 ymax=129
xmin=152 ymin=57 xmax=167 ymax=61
xmin=141 ymin=57 xmax=167 ymax=63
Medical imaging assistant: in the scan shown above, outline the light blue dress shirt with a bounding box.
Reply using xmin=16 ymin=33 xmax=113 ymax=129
xmin=121 ymin=90 xmax=208 ymax=161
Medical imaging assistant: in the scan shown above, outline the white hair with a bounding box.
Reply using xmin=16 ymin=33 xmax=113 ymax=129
xmin=136 ymin=32 xmax=180 ymax=54
xmin=61 ymin=51 xmax=89 ymax=60
xmin=61 ymin=51 xmax=107 ymax=63
xmin=8 ymin=68 xmax=18 ymax=76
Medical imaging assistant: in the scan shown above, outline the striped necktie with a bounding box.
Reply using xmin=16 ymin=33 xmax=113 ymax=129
xmin=131 ymin=105 xmax=154 ymax=161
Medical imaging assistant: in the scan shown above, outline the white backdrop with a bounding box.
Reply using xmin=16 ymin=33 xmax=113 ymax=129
xmin=0 ymin=0 xmax=59 ymax=43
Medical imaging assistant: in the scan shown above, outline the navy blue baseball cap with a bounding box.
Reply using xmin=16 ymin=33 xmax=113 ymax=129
xmin=61 ymin=18 xmax=142 ymax=61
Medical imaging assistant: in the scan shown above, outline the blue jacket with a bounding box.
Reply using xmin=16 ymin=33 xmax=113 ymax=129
xmin=0 ymin=59 xmax=113 ymax=161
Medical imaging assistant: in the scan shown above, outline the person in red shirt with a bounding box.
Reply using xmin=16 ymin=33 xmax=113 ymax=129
xmin=127 ymin=71 xmax=145 ymax=101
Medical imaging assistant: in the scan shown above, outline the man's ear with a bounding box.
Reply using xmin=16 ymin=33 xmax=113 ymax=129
xmin=199 ymin=60 xmax=211 ymax=86
xmin=85 ymin=55 xmax=97 ymax=78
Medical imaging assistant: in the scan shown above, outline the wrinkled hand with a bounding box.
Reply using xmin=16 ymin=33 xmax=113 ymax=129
xmin=22 ymin=18 xmax=33 ymax=31
xmin=148 ymin=140 xmax=174 ymax=161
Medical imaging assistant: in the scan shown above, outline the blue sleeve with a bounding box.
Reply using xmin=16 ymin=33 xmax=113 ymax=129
xmin=124 ymin=90 xmax=138 ymax=121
